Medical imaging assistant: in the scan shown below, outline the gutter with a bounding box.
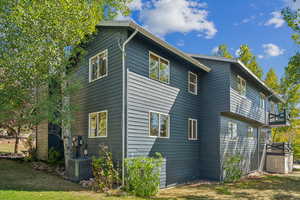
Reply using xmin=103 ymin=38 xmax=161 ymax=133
xmin=121 ymin=29 xmax=138 ymax=186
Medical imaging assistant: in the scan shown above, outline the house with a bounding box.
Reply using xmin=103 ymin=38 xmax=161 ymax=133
xmin=36 ymin=20 xmax=289 ymax=187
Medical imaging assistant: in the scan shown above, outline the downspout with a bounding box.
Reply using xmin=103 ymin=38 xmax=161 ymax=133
xmin=121 ymin=29 xmax=138 ymax=186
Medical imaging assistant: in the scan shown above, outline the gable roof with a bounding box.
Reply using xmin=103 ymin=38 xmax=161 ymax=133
xmin=188 ymin=53 xmax=284 ymax=103
xmin=98 ymin=20 xmax=211 ymax=73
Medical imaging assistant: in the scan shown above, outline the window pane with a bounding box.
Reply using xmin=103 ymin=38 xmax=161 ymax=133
xmin=90 ymin=113 xmax=97 ymax=137
xmin=98 ymin=112 xmax=107 ymax=137
xmin=189 ymin=120 xmax=193 ymax=139
xmin=232 ymin=123 xmax=237 ymax=138
xmin=189 ymin=83 xmax=196 ymax=94
xmin=159 ymin=59 xmax=169 ymax=83
xmin=160 ymin=114 xmax=169 ymax=137
xmin=150 ymin=54 xmax=159 ymax=80
xmin=99 ymin=55 xmax=107 ymax=77
xmin=192 ymin=120 xmax=197 ymax=139
xmin=150 ymin=112 xmax=159 ymax=136
xmin=247 ymin=127 xmax=253 ymax=137
xmin=91 ymin=57 xmax=98 ymax=81
xmin=190 ymin=73 xmax=197 ymax=84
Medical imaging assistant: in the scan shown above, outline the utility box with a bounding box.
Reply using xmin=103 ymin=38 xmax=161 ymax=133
xmin=66 ymin=158 xmax=93 ymax=182
xmin=266 ymin=143 xmax=293 ymax=174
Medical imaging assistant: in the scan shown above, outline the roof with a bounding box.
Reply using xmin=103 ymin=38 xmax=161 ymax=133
xmin=188 ymin=53 xmax=284 ymax=103
xmin=98 ymin=20 xmax=211 ymax=73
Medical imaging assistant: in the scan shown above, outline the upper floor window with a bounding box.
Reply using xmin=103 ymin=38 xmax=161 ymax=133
xmin=237 ymin=75 xmax=246 ymax=96
xmin=247 ymin=126 xmax=254 ymax=138
xmin=188 ymin=118 xmax=197 ymax=140
xmin=188 ymin=71 xmax=198 ymax=95
xmin=149 ymin=111 xmax=169 ymax=138
xmin=89 ymin=49 xmax=108 ymax=82
xmin=259 ymin=93 xmax=265 ymax=110
xmin=149 ymin=52 xmax=170 ymax=84
xmin=228 ymin=121 xmax=237 ymax=140
xmin=270 ymin=101 xmax=275 ymax=113
xmin=89 ymin=110 xmax=108 ymax=138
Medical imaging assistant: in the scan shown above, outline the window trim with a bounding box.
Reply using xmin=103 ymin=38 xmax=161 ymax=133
xmin=237 ymin=75 xmax=246 ymax=96
xmin=228 ymin=121 xmax=238 ymax=140
xmin=148 ymin=51 xmax=170 ymax=84
xmin=247 ymin=126 xmax=254 ymax=138
xmin=148 ymin=111 xmax=170 ymax=138
xmin=88 ymin=110 xmax=108 ymax=138
xmin=188 ymin=71 xmax=198 ymax=95
xmin=188 ymin=118 xmax=198 ymax=140
xmin=89 ymin=49 xmax=108 ymax=83
xmin=259 ymin=93 xmax=266 ymax=110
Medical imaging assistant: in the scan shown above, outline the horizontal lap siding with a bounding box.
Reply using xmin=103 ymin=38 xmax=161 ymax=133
xmin=126 ymin=36 xmax=206 ymax=187
xmin=220 ymin=115 xmax=259 ymax=178
xmin=71 ymin=28 xmax=127 ymax=162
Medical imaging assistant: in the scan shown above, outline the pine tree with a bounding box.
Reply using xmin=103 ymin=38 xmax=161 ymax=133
xmin=265 ymin=68 xmax=280 ymax=93
xmin=236 ymin=44 xmax=263 ymax=79
xmin=214 ymin=44 xmax=233 ymax=59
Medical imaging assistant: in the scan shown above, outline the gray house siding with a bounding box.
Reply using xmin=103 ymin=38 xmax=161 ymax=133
xmin=71 ymin=27 xmax=127 ymax=163
xmin=126 ymin=35 xmax=208 ymax=187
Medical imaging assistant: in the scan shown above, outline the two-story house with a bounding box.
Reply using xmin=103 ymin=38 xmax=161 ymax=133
xmin=36 ymin=20 xmax=289 ymax=187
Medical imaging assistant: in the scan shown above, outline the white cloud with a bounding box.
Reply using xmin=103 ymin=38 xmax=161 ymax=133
xmin=115 ymin=0 xmax=142 ymax=20
xmin=262 ymin=43 xmax=285 ymax=57
xmin=265 ymin=11 xmax=285 ymax=28
xmin=257 ymin=54 xmax=264 ymax=59
xmin=140 ymin=0 xmax=217 ymax=39
xmin=284 ymin=0 xmax=300 ymax=10
xmin=176 ymin=40 xmax=185 ymax=47
xmin=211 ymin=46 xmax=219 ymax=54
xmin=234 ymin=15 xmax=256 ymax=26
xmin=235 ymin=49 xmax=241 ymax=57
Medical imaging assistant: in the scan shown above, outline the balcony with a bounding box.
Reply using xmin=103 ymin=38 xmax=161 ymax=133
xmin=268 ymin=109 xmax=289 ymax=127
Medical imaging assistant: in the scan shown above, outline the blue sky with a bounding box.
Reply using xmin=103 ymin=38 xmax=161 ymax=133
xmin=120 ymin=0 xmax=299 ymax=78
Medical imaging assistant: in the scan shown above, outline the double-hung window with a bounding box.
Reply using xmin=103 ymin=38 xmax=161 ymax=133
xmin=149 ymin=112 xmax=169 ymax=138
xmin=228 ymin=122 xmax=237 ymax=140
xmin=237 ymin=75 xmax=246 ymax=96
xmin=89 ymin=49 xmax=108 ymax=82
xmin=149 ymin=52 xmax=170 ymax=84
xmin=188 ymin=119 xmax=197 ymax=140
xmin=89 ymin=110 xmax=108 ymax=138
xmin=259 ymin=93 xmax=265 ymax=110
xmin=188 ymin=71 xmax=198 ymax=95
xmin=247 ymin=126 xmax=254 ymax=138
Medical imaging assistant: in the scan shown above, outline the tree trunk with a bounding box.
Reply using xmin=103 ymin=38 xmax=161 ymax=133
xmin=14 ymin=126 xmax=21 ymax=154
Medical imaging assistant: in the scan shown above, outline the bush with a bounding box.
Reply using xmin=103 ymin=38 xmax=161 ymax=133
xmin=124 ymin=153 xmax=163 ymax=197
xmin=48 ymin=147 xmax=63 ymax=166
xmin=223 ymin=155 xmax=242 ymax=183
xmin=92 ymin=145 xmax=120 ymax=192
xmin=23 ymin=135 xmax=37 ymax=162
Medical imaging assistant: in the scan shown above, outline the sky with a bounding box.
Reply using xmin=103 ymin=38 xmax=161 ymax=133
xmin=118 ymin=0 xmax=299 ymax=78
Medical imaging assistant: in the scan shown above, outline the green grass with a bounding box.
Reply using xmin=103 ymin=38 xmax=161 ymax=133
xmin=1 ymin=159 xmax=300 ymax=200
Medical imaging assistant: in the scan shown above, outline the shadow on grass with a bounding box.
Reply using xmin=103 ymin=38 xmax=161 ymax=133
xmin=273 ymin=193 xmax=300 ymax=200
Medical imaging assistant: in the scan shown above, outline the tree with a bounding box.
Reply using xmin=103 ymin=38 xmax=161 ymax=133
xmin=282 ymin=4 xmax=300 ymax=45
xmin=265 ymin=68 xmax=280 ymax=93
xmin=0 ymin=0 xmax=131 ymax=160
xmin=214 ymin=44 xmax=234 ymax=59
xmin=236 ymin=44 xmax=264 ymax=79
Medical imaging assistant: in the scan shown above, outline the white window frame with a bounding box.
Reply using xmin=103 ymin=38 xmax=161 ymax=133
xmin=259 ymin=93 xmax=265 ymax=110
xmin=247 ymin=126 xmax=254 ymax=138
xmin=148 ymin=111 xmax=170 ymax=138
xmin=237 ymin=75 xmax=246 ymax=96
xmin=188 ymin=118 xmax=198 ymax=140
xmin=89 ymin=49 xmax=108 ymax=82
xmin=88 ymin=110 xmax=108 ymax=138
xmin=228 ymin=121 xmax=238 ymax=140
xmin=149 ymin=51 xmax=170 ymax=84
xmin=188 ymin=71 xmax=198 ymax=95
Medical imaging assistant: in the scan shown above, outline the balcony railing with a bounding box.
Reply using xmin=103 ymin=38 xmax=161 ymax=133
xmin=269 ymin=109 xmax=289 ymax=127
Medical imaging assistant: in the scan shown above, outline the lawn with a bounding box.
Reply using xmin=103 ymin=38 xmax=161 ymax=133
xmin=1 ymin=159 xmax=300 ymax=200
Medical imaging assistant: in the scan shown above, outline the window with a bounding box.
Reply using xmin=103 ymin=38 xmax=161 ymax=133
xmin=188 ymin=71 xmax=198 ymax=95
xmin=188 ymin=119 xmax=197 ymax=140
xmin=89 ymin=50 xmax=108 ymax=82
xmin=247 ymin=127 xmax=254 ymax=138
xmin=270 ymin=101 xmax=275 ymax=113
xmin=259 ymin=93 xmax=265 ymax=109
xmin=149 ymin=52 xmax=170 ymax=84
xmin=149 ymin=112 xmax=169 ymax=138
xmin=228 ymin=122 xmax=237 ymax=140
xmin=237 ymin=75 xmax=246 ymax=96
xmin=88 ymin=110 xmax=107 ymax=138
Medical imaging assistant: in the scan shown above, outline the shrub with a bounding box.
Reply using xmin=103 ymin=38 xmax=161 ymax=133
xmin=124 ymin=153 xmax=163 ymax=197
xmin=92 ymin=145 xmax=120 ymax=192
xmin=48 ymin=147 xmax=63 ymax=166
xmin=23 ymin=135 xmax=37 ymax=162
xmin=223 ymin=155 xmax=243 ymax=183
